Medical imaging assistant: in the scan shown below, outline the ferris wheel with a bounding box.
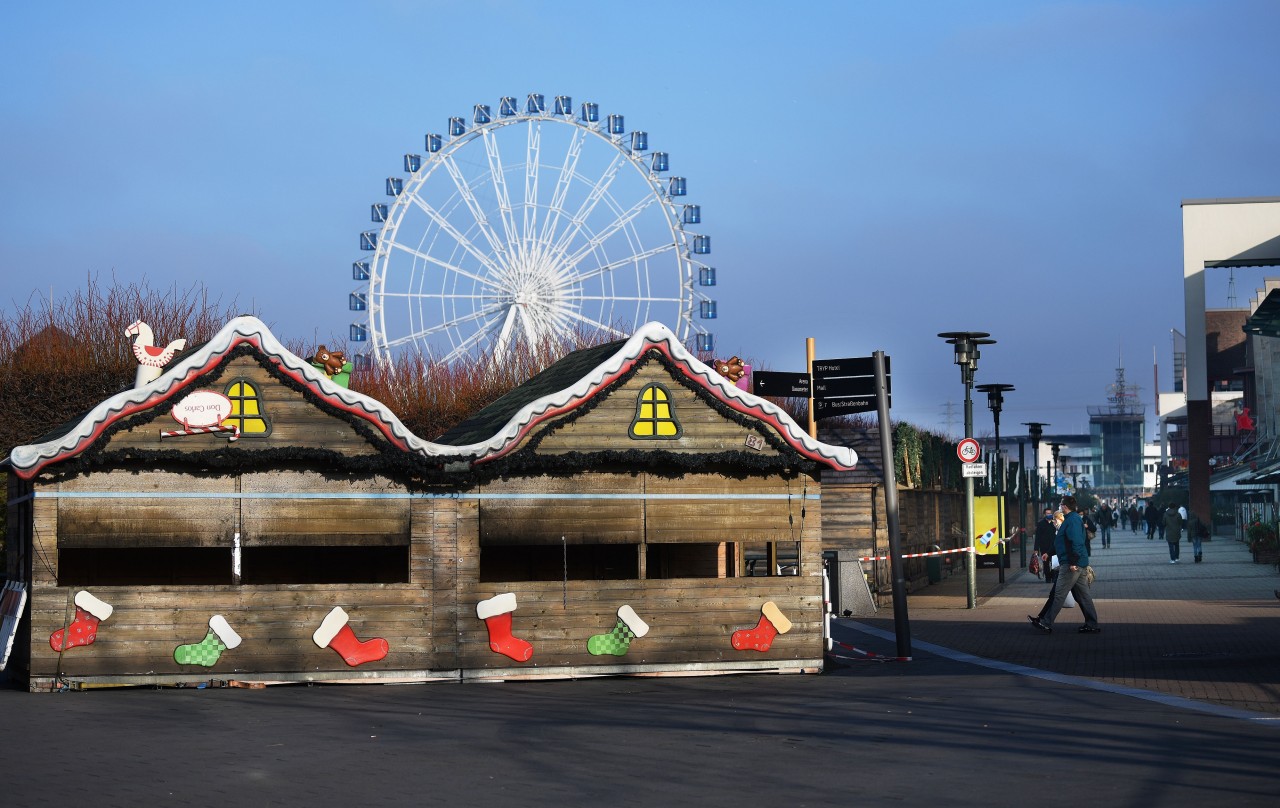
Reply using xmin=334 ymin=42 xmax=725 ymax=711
xmin=348 ymin=93 xmax=718 ymax=366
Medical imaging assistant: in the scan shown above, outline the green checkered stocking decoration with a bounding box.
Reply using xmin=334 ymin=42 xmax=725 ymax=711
xmin=587 ymin=605 xmax=649 ymax=656
xmin=174 ymin=615 xmax=242 ymax=667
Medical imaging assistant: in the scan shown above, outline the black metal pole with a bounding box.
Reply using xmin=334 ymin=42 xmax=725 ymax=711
xmin=994 ymin=410 xmax=1004 ymax=584
xmin=1018 ymin=439 xmax=1027 ymax=568
xmin=874 ymin=350 xmax=910 ymax=658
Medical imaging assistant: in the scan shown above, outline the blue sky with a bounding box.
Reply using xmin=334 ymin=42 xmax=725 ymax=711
xmin=3 ymin=1 xmax=1279 ymax=440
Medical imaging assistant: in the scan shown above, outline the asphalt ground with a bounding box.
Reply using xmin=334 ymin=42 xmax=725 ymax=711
xmin=0 ymin=526 xmax=1276 ymax=807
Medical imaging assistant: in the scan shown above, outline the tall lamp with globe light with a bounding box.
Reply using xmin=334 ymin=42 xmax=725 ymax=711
xmin=1023 ymin=422 xmax=1049 ymax=567
xmin=938 ymin=331 xmax=995 ymax=609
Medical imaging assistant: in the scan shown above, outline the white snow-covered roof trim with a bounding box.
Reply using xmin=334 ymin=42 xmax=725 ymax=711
xmin=4 ymin=317 xmax=857 ymax=478
xmin=3 ymin=315 xmax=477 ymax=479
xmin=449 ymin=321 xmax=858 ymax=471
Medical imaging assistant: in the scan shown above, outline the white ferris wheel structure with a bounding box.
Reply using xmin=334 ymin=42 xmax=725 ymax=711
xmin=348 ymin=93 xmax=718 ymax=366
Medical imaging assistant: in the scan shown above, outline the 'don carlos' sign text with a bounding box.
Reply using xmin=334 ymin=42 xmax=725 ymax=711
xmin=171 ymin=390 xmax=233 ymax=429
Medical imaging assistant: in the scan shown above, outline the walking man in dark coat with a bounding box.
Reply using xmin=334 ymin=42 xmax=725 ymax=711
xmin=1032 ymin=495 xmax=1100 ymax=634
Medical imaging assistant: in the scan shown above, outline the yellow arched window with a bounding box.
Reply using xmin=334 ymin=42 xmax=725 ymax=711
xmin=628 ymin=383 xmax=682 ymax=439
xmin=222 ymin=378 xmax=272 ymax=437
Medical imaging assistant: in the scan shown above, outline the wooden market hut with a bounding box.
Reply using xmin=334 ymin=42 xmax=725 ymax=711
xmin=2 ymin=316 xmax=856 ymax=690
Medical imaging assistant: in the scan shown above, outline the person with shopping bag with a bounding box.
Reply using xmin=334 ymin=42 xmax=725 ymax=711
xmin=1030 ymin=495 xmax=1101 ymax=634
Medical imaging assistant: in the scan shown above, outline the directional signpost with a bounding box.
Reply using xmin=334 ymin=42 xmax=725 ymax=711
xmin=753 ymin=357 xmax=891 ymax=418
xmin=752 ymin=371 xmax=811 ymax=398
xmin=753 ymin=347 xmax=907 ymax=657
xmin=812 ymin=356 xmax=889 ymax=419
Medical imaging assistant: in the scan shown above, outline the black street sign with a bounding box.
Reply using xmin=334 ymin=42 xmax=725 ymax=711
xmin=812 ymin=356 xmax=887 ymax=379
xmin=752 ymin=371 xmax=811 ymax=397
xmin=813 ymin=375 xmax=882 ymax=399
xmin=811 ymin=354 xmax=891 ymax=418
xmin=813 ymin=396 xmax=880 ymax=418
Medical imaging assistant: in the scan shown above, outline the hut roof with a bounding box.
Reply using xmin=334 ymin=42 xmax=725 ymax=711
xmin=436 ymin=322 xmax=857 ymax=472
xmin=5 ymin=318 xmax=857 ymax=479
xmin=435 ymin=339 xmax=628 ymax=446
xmin=2 ymin=316 xmax=453 ymax=480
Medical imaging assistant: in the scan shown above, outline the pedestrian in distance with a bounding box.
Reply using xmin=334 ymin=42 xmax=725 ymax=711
xmin=1187 ymin=506 xmax=1206 ymax=563
xmin=1030 ymin=495 xmax=1100 ymax=634
xmin=1029 ymin=509 xmax=1075 ymax=625
xmin=1163 ymin=504 xmax=1184 ymax=563
xmin=1033 ymin=507 xmax=1058 ymax=585
xmin=1098 ymin=502 xmax=1113 ymax=549
xmin=1144 ymin=501 xmax=1160 ymax=540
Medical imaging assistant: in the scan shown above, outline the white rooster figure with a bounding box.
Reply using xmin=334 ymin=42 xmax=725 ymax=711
xmin=125 ymin=320 xmax=187 ymax=388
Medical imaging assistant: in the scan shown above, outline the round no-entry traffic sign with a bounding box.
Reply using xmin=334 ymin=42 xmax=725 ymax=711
xmin=957 ymin=438 xmax=981 ymax=463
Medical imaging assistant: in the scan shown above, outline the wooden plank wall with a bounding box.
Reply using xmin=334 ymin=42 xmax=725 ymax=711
xmin=459 ymin=578 xmax=823 ymax=671
xmin=241 ymin=471 xmax=410 ymax=546
xmin=22 ymin=467 xmax=825 ymax=685
xmin=58 ymin=471 xmax=237 ymax=548
xmin=458 ymin=471 xmax=824 ymax=671
xmin=479 ymin=474 xmax=642 ymax=544
xmin=24 ymin=470 xmax=454 ymax=683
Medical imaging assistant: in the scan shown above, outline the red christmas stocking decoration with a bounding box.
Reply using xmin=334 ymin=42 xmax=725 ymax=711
xmin=731 ymin=601 xmax=793 ymax=652
xmin=50 ymin=591 xmax=113 ymax=652
xmin=476 ymin=593 xmax=532 ymax=662
xmin=312 ymin=607 xmax=388 ymax=667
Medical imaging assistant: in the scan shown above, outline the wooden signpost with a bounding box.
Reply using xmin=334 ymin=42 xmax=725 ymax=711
xmin=753 ymin=345 xmax=909 ymax=658
xmin=751 ymin=357 xmax=891 ymax=418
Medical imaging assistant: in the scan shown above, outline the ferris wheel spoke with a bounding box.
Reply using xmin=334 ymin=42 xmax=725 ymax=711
xmin=539 ymin=127 xmax=586 ymax=245
xmin=522 ymin=122 xmax=542 ymax=253
xmin=481 ymin=128 xmax=522 ymax=252
xmin=405 ymin=191 xmax=506 ymax=279
xmin=550 ymin=151 xmax=625 ymax=256
xmin=576 ymin=294 xmax=684 ymax=303
xmin=408 ymin=305 xmax=504 ymax=342
xmin=440 ymin=313 xmax=510 ymax=364
xmin=441 ymin=154 xmax=508 ymax=259
xmin=518 ymin=307 xmax=540 ymax=347
xmin=556 ymin=242 xmax=677 ymax=288
xmin=560 ymin=195 xmax=658 ymax=267
xmin=493 ymin=305 xmax=520 ymax=356
xmin=381 ymin=291 xmax=490 ymax=301
xmin=524 ymin=302 xmax=568 ymax=338
xmin=389 ymin=240 xmax=501 ymax=291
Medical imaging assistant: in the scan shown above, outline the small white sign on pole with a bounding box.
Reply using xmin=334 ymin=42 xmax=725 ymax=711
xmin=962 ymin=462 xmax=987 ymax=478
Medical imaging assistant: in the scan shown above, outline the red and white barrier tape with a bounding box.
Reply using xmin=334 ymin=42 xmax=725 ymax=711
xmin=160 ymin=424 xmax=240 ymax=442
xmin=857 ymin=547 xmax=973 ymax=563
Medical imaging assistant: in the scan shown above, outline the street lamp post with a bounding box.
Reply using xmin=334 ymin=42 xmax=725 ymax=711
xmin=977 ymin=383 xmax=1015 ymax=584
xmin=938 ymin=331 xmax=995 ymax=609
xmin=1023 ymin=421 xmax=1048 ymax=562
xmin=1017 ymin=438 xmax=1027 ymax=566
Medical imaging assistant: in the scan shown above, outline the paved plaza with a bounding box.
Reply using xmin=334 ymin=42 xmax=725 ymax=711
xmin=853 ymin=523 xmax=1280 ymax=716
